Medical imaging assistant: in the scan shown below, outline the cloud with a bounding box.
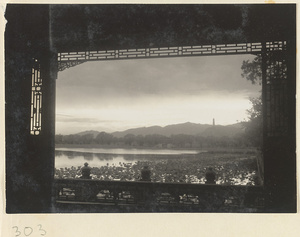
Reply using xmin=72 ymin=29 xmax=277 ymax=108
xmin=57 ymin=54 xmax=260 ymax=100
xmin=56 ymin=114 xmax=118 ymax=124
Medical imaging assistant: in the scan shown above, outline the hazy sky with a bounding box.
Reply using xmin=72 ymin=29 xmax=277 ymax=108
xmin=56 ymin=54 xmax=261 ymax=135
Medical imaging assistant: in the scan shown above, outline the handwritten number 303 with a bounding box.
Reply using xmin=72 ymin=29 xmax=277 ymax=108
xmin=12 ymin=225 xmax=46 ymax=236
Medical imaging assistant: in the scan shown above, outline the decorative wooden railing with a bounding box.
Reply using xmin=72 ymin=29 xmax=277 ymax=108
xmin=54 ymin=179 xmax=264 ymax=212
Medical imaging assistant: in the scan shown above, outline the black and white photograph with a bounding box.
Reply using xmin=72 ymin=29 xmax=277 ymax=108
xmin=1 ymin=2 xmax=299 ymax=236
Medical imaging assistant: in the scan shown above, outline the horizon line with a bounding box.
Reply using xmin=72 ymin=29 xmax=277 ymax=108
xmin=56 ymin=120 xmax=244 ymax=135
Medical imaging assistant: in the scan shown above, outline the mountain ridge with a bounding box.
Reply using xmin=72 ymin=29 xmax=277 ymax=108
xmin=71 ymin=122 xmax=244 ymax=138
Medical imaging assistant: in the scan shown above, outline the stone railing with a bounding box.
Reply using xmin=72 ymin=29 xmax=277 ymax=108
xmin=54 ymin=179 xmax=264 ymax=212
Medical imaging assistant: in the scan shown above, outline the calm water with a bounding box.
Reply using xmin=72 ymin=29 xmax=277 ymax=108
xmin=55 ymin=147 xmax=204 ymax=168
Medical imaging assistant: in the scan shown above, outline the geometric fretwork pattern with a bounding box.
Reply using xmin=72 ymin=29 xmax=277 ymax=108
xmin=265 ymin=41 xmax=288 ymax=137
xmin=58 ymin=60 xmax=86 ymax=71
xmin=58 ymin=42 xmax=263 ymax=71
xmin=30 ymin=58 xmax=42 ymax=135
xmin=58 ymin=41 xmax=286 ymax=71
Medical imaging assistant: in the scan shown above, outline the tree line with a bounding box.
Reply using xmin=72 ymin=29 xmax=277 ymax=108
xmin=55 ymin=131 xmax=258 ymax=149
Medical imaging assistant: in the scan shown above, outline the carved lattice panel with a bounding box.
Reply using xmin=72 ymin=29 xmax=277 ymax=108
xmin=265 ymin=41 xmax=288 ymax=137
xmin=30 ymin=59 xmax=42 ymax=135
xmin=57 ymin=42 xmax=268 ymax=71
xmin=58 ymin=41 xmax=286 ymax=71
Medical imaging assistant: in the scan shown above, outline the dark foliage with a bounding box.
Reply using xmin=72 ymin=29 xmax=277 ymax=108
xmin=241 ymin=55 xmax=262 ymax=148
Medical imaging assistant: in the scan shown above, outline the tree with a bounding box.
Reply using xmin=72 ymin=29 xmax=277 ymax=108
xmin=241 ymin=55 xmax=262 ymax=85
xmin=123 ymin=134 xmax=136 ymax=146
xmin=55 ymin=134 xmax=63 ymax=144
xmin=95 ymin=132 xmax=114 ymax=145
xmin=241 ymin=55 xmax=263 ymax=148
xmin=81 ymin=133 xmax=94 ymax=144
xmin=243 ymin=96 xmax=263 ymax=147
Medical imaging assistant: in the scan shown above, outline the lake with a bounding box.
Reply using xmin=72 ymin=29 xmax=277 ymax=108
xmin=55 ymin=147 xmax=204 ymax=168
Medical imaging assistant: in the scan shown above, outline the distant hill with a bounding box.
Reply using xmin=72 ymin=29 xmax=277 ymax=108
xmin=112 ymin=122 xmax=244 ymax=138
xmin=162 ymin=122 xmax=212 ymax=136
xmin=112 ymin=122 xmax=209 ymax=137
xmin=74 ymin=130 xmax=100 ymax=138
xmin=72 ymin=122 xmax=245 ymax=138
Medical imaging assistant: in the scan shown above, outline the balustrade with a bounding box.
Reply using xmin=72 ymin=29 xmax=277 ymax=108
xmin=54 ymin=179 xmax=264 ymax=212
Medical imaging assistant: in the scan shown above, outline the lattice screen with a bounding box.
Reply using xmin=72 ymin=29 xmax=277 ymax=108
xmin=58 ymin=42 xmax=266 ymax=71
xmin=30 ymin=58 xmax=42 ymax=135
xmin=265 ymin=41 xmax=288 ymax=137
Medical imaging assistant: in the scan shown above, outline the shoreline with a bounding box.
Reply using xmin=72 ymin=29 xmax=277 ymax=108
xmin=55 ymin=143 xmax=258 ymax=155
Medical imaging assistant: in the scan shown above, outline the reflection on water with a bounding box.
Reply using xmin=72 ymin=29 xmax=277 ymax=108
xmin=55 ymin=147 xmax=200 ymax=155
xmin=55 ymin=148 xmax=203 ymax=169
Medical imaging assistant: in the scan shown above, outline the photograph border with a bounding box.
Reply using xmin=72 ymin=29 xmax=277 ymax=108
xmin=1 ymin=1 xmax=299 ymax=236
